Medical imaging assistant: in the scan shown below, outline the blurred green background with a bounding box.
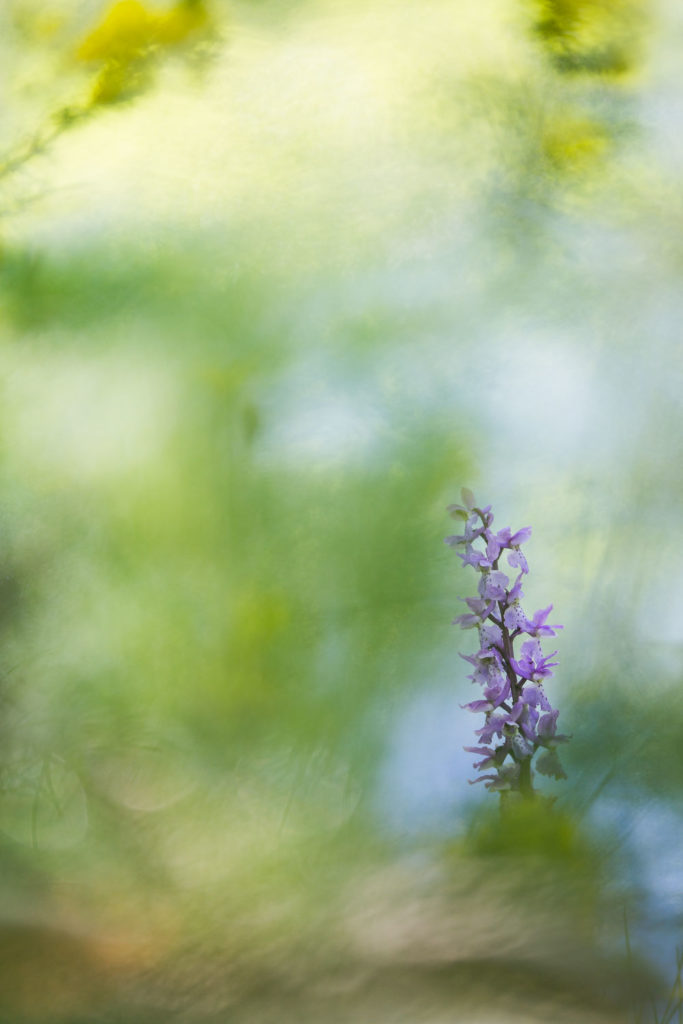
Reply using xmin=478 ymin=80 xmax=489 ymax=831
xmin=0 ymin=0 xmax=681 ymax=1020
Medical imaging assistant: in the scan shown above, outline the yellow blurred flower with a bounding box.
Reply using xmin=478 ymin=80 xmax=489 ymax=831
xmin=530 ymin=0 xmax=646 ymax=76
xmin=77 ymin=0 xmax=209 ymax=64
xmin=76 ymin=0 xmax=211 ymax=105
xmin=155 ymin=3 xmax=209 ymax=45
xmin=542 ymin=113 xmax=609 ymax=171
xmin=89 ymin=59 xmax=148 ymax=104
xmin=77 ymin=0 xmax=156 ymax=63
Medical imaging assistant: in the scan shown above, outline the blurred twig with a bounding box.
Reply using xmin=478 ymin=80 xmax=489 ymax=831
xmin=0 ymin=106 xmax=90 ymax=186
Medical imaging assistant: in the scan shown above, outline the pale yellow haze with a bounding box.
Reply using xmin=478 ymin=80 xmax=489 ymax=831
xmin=17 ymin=0 xmax=524 ymax=251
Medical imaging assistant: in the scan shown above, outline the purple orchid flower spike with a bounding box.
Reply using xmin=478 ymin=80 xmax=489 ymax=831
xmin=445 ymin=488 xmax=569 ymax=797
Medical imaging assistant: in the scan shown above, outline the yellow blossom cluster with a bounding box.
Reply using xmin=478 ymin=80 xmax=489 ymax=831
xmin=76 ymin=0 xmax=210 ymax=104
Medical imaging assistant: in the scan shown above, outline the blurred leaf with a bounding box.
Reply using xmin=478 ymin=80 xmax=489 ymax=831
xmin=0 ymin=756 xmax=87 ymax=849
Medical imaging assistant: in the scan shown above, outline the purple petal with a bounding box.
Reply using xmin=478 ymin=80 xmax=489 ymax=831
xmin=478 ymin=570 xmax=509 ymax=601
xmin=521 ymin=684 xmax=551 ymax=711
xmin=475 ymin=713 xmax=509 ymax=743
xmin=483 ymin=676 xmax=511 ymax=707
xmin=461 ymin=699 xmax=493 ymax=712
xmin=510 ymin=656 xmax=533 ymax=680
xmin=509 ymin=526 xmax=532 ymax=546
xmin=521 ymin=638 xmax=543 ymax=659
xmin=452 ymin=613 xmax=481 ymax=628
xmin=520 ymin=705 xmax=540 ymax=740
xmin=507 ymin=548 xmax=529 ymax=574
xmin=464 ymin=597 xmax=493 ymax=615
xmin=506 ymin=703 xmax=525 ymax=724
xmin=459 ymin=547 xmax=491 ymax=568
xmin=486 ymin=537 xmax=501 ymax=561
xmin=464 ymin=516 xmax=486 ymax=542
xmin=537 ymin=710 xmax=559 ymax=738
xmin=503 ymin=602 xmax=527 ymax=631
xmin=479 ymin=621 xmax=503 ymax=647
xmin=532 ymin=605 xmax=552 ymax=626
xmin=526 ymin=605 xmax=563 ymax=637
